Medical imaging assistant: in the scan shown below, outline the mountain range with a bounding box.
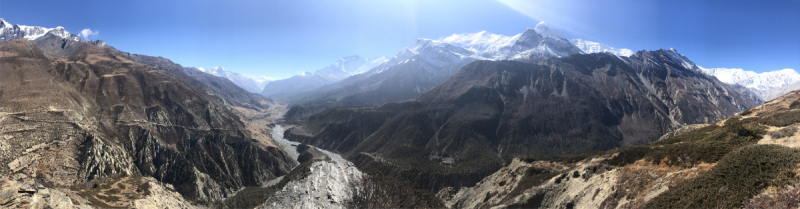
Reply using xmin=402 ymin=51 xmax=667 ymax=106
xmin=282 ymin=21 xmax=585 ymax=121
xmin=284 ymin=48 xmax=760 ymax=191
xmin=698 ymin=67 xmax=800 ymax=100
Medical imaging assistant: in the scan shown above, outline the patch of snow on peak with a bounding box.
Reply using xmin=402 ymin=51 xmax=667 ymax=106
xmin=441 ymin=31 xmax=518 ymax=53
xmin=49 ymin=27 xmax=71 ymax=39
xmin=570 ymin=39 xmax=633 ymax=57
xmin=534 ymin=21 xmax=566 ymax=40
xmin=661 ymin=49 xmax=697 ymax=70
xmin=18 ymin=25 xmax=54 ymax=40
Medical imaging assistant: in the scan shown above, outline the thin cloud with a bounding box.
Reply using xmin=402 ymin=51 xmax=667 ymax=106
xmin=79 ymin=28 xmax=99 ymax=40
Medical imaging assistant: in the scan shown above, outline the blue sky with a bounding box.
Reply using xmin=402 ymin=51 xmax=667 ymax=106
xmin=2 ymin=0 xmax=798 ymax=79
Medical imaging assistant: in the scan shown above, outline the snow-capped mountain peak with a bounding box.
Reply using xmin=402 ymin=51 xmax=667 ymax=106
xmin=533 ymin=21 xmax=566 ymax=40
xmin=0 ymin=18 xmax=10 ymax=29
xmin=48 ymin=26 xmax=71 ymax=39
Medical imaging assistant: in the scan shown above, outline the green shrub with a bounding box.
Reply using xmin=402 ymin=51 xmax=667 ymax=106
xmin=761 ymin=110 xmax=800 ymax=127
xmin=791 ymin=100 xmax=800 ymax=109
xmin=223 ymin=187 xmax=279 ymax=209
xmin=741 ymin=109 xmax=753 ymax=116
xmin=604 ymin=146 xmax=651 ymax=166
xmin=505 ymin=168 xmax=560 ymax=200
xmin=344 ymin=173 xmax=445 ymax=208
xmin=605 ymin=118 xmax=765 ymax=167
xmin=645 ymin=145 xmax=800 ymax=209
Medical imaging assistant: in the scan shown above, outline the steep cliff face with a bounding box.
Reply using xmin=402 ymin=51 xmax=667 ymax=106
xmin=0 ymin=39 xmax=296 ymax=202
xmin=285 ymin=51 xmax=760 ymax=191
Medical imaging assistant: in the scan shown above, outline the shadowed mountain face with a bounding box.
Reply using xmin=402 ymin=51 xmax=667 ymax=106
xmin=285 ymin=51 xmax=760 ymax=191
xmin=0 ymin=39 xmax=295 ymax=201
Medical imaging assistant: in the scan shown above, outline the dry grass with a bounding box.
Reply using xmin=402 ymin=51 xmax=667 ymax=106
xmin=70 ymin=175 xmax=152 ymax=208
xmin=759 ymin=124 xmax=800 ymax=148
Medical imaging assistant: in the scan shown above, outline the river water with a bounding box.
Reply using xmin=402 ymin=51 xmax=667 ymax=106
xmin=262 ymin=107 xmax=352 ymax=187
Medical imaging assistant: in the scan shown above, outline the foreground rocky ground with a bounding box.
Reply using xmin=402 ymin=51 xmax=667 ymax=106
xmin=1 ymin=176 xmax=191 ymax=209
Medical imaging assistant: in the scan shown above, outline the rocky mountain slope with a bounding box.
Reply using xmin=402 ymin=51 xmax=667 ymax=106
xmin=569 ymin=38 xmax=800 ymax=101
xmin=284 ymin=49 xmax=761 ymax=192
xmin=442 ymin=89 xmax=800 ymax=209
xmin=0 ymin=38 xmax=295 ymax=204
xmin=259 ymin=160 xmax=363 ymax=209
xmin=284 ymin=22 xmax=584 ymax=121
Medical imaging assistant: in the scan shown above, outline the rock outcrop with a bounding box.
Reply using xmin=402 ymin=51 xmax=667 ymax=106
xmin=260 ymin=160 xmax=362 ymax=209
xmin=0 ymin=178 xmax=85 ymax=209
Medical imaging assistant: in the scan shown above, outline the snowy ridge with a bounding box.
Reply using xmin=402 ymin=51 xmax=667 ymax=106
xmin=367 ymin=21 xmax=581 ymax=76
xmin=698 ymin=67 xmax=800 ymax=91
xmin=198 ymin=66 xmax=272 ymax=93
xmin=533 ymin=21 xmax=567 ymax=40
xmin=440 ymin=31 xmax=520 ymax=57
xmin=663 ymin=48 xmax=699 ymax=70
xmin=570 ymin=39 xmax=633 ymax=57
xmin=313 ymin=55 xmax=389 ymax=80
xmin=0 ymin=18 xmax=72 ymax=42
